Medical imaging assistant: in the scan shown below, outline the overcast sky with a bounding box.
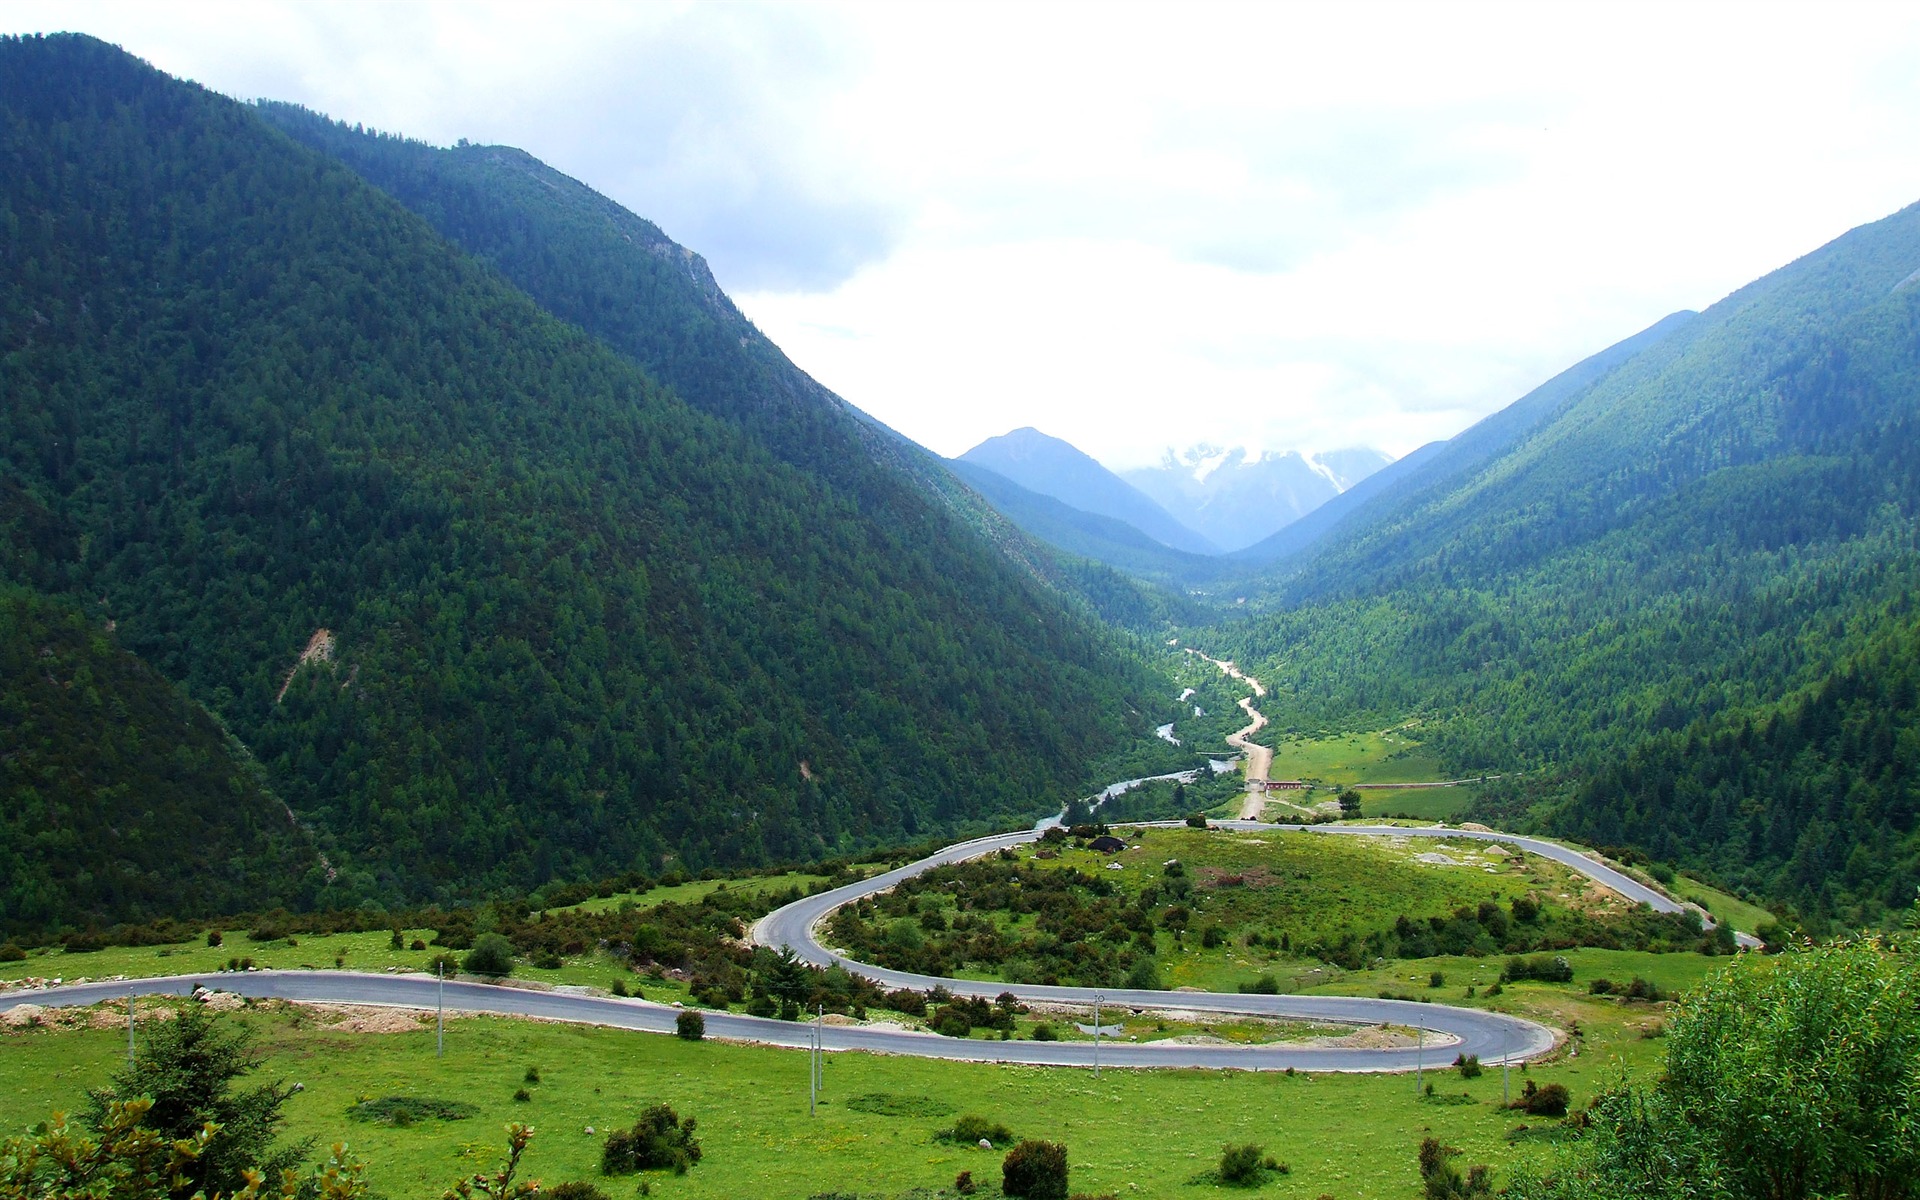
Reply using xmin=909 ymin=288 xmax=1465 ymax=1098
xmin=12 ymin=2 xmax=1920 ymax=468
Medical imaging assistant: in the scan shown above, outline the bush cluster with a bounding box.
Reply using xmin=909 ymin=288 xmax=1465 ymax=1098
xmin=601 ymin=1104 xmax=702 ymax=1176
xmin=1002 ymin=1139 xmax=1069 ymax=1199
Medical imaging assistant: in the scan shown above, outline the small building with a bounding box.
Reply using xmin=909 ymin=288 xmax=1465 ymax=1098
xmin=1089 ymin=835 xmax=1127 ymax=854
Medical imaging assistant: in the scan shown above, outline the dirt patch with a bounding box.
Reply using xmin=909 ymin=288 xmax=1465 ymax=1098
xmin=296 ymin=1003 xmax=440 ymax=1034
xmin=276 ymin=628 xmax=336 ymax=703
xmin=1309 ymin=1024 xmax=1460 ymax=1051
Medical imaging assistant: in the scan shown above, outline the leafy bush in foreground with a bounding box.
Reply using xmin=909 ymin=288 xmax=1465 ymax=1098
xmin=1505 ymin=926 xmax=1920 ymax=1199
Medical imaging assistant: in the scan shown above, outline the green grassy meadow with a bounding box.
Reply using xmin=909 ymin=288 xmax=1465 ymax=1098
xmin=1001 ymin=827 xmax=1587 ymax=974
xmin=0 ymin=872 xmax=836 ymax=1006
xmin=1355 ymin=787 xmax=1478 ymax=822
xmin=1263 ymin=728 xmax=1446 ymax=786
xmin=1668 ymin=875 xmax=1774 ymax=935
xmin=0 ymin=991 xmax=1644 ymax=1200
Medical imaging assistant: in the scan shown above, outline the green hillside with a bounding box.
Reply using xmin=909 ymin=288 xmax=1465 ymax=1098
xmin=1211 ymin=201 xmax=1920 ymax=927
xmin=0 ymin=586 xmax=320 ymax=935
xmin=248 ymin=102 xmax=1188 ymax=633
xmin=0 ymin=34 xmax=1161 ymax=929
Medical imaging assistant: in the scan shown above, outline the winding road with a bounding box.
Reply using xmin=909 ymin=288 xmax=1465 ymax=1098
xmin=3 ymin=818 xmax=1725 ymax=1072
xmin=3 ymin=653 xmax=1744 ymax=1073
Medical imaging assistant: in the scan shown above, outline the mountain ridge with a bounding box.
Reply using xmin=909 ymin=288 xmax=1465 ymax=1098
xmin=1125 ymin=445 xmax=1393 ymax=552
xmin=0 ymin=33 xmax=1164 ymax=930
xmin=956 ymin=427 xmax=1218 ymax=554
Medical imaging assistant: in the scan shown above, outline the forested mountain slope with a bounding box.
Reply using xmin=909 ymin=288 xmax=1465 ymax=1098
xmin=1213 ymin=202 xmax=1920 ymax=927
xmin=0 ymin=585 xmax=320 ymax=936
xmin=0 ymin=34 xmax=1161 ymax=927
xmin=248 ymin=102 xmax=1181 ymax=631
xmin=944 ymin=459 xmax=1217 ymax=587
xmin=1232 ymin=310 xmax=1696 ymax=567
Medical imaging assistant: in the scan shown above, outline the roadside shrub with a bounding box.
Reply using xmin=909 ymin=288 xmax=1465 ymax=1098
xmin=1417 ymin=1137 xmax=1491 ymax=1197
xmin=954 ymin=1169 xmax=977 ymax=1195
xmin=544 ymin=1183 xmax=611 ymax=1200
xmin=1623 ymin=977 xmax=1663 ymax=1002
xmin=675 ymin=1010 xmax=705 ymax=1041
xmin=610 ymin=978 xmax=628 ymax=997
xmin=1002 ymin=1139 xmax=1069 ymax=1199
xmin=601 ymin=1104 xmax=702 ymax=1175
xmin=931 ymin=1006 xmax=974 ymax=1038
xmin=1502 ymin=955 xmax=1573 ymax=984
xmin=885 ymin=987 xmax=928 ymax=1017
xmin=1453 ymin=1053 xmax=1482 ymax=1079
xmin=1429 ymin=971 xmax=1446 ymax=988
xmin=524 ymin=1066 xmax=541 ymax=1083
xmin=410 ymin=938 xmax=428 ymax=951
xmin=1201 ymin=925 xmax=1226 ymax=949
xmin=204 ymin=930 xmax=222 ymax=948
xmin=1031 ymin=1022 xmax=1058 ymax=1041
xmin=1185 ymin=813 xmax=1209 ymax=828
xmin=0 ymin=944 xmax=25 ymax=963
xmin=1218 ymin=1143 xmax=1265 ymax=1186
xmin=512 ymin=1087 xmax=531 ymax=1102
xmin=1589 ymin=978 xmax=1615 ymax=995
xmin=463 ymin=933 xmax=516 ymax=977
xmin=1239 ymin=975 xmax=1280 ymax=995
xmin=939 ymin=1115 xmax=1015 ymax=1146
xmin=1512 ymin=1079 xmax=1570 ymax=1117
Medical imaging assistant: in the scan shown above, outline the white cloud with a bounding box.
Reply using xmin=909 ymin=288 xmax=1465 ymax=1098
xmin=10 ymin=0 xmax=1920 ymax=466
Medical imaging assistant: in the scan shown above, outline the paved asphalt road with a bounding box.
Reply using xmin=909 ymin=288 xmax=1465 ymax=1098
xmin=4 ymin=820 xmax=1729 ymax=1072
xmin=0 ymin=965 xmax=1546 ymax=1073
xmin=750 ymin=816 xmax=1761 ymax=1068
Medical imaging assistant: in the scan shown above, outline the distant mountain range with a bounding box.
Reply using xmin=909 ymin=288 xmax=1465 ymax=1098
xmin=952 ymin=428 xmax=1394 ymax=563
xmin=1123 ymin=445 xmax=1394 ymax=552
xmin=956 ymin=428 xmax=1219 ymax=554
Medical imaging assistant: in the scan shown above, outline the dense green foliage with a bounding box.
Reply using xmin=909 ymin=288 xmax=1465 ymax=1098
xmin=1000 ymin=1139 xmax=1069 ymax=1200
xmin=0 ymin=1100 xmax=368 ymax=1200
xmin=1562 ymin=617 xmax=1920 ymax=926
xmin=1211 ymin=198 xmax=1920 ymax=927
xmin=86 ymin=1005 xmax=310 ymax=1199
xmin=600 ymin=1105 xmax=701 ymax=1176
xmin=1508 ymin=928 xmax=1920 ymax=1200
xmin=250 ymin=101 xmax=1193 ymax=635
xmin=825 ymin=830 xmax=1715 ymax=983
xmin=0 ymin=35 xmax=1161 ymax=930
xmin=0 ymin=586 xmax=318 ymax=935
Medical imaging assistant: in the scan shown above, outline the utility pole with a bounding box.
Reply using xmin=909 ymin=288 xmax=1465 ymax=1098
xmin=808 ymin=1009 xmax=819 ymax=1116
xmin=436 ymin=962 xmax=445 ymax=1058
xmin=1093 ymin=992 xmax=1104 ymax=1079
